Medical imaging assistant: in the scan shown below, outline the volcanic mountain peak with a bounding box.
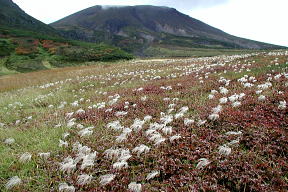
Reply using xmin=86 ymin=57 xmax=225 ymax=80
xmin=51 ymin=5 xmax=283 ymax=54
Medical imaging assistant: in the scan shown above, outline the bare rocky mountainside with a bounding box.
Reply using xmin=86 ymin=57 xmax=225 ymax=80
xmin=51 ymin=5 xmax=284 ymax=54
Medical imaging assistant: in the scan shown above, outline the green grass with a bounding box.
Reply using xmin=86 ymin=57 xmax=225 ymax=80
xmin=0 ymin=57 xmax=18 ymax=76
xmin=0 ymin=27 xmax=134 ymax=74
xmin=223 ymin=57 xmax=288 ymax=80
xmin=0 ymin=38 xmax=16 ymax=57
xmin=0 ymin=27 xmax=60 ymax=42
xmin=0 ymin=124 xmax=69 ymax=191
xmin=159 ymin=33 xmax=242 ymax=49
xmin=0 ymin=84 xmax=76 ymax=190
xmin=0 ymin=50 xmax=286 ymax=191
xmin=144 ymin=46 xmax=258 ymax=57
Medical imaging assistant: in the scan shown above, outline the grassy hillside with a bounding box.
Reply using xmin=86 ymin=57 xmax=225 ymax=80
xmin=0 ymin=0 xmax=134 ymax=75
xmin=144 ymin=46 xmax=260 ymax=57
xmin=0 ymin=28 xmax=133 ymax=75
xmin=0 ymin=50 xmax=287 ymax=191
xmin=0 ymin=26 xmax=265 ymax=75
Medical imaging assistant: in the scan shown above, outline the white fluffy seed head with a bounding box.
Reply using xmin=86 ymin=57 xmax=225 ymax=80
xmin=225 ymin=131 xmax=242 ymax=135
xmin=59 ymin=139 xmax=68 ymax=147
xmin=257 ymin=82 xmax=272 ymax=90
xmin=107 ymin=120 xmax=123 ymax=131
xmin=38 ymin=152 xmax=50 ymax=160
xmin=211 ymin=90 xmax=218 ymax=94
xmin=239 ymin=93 xmax=246 ymax=100
xmin=128 ymin=182 xmax=142 ymax=192
xmin=196 ymin=158 xmax=210 ymax=169
xmin=228 ymin=95 xmax=238 ymax=103
xmin=197 ymin=119 xmax=207 ymax=126
xmin=154 ymin=137 xmax=166 ymax=146
xmin=219 ymin=97 xmax=228 ymax=104
xmin=146 ymin=171 xmax=160 ymax=180
xmin=77 ymin=174 xmax=93 ymax=185
xmin=144 ymin=115 xmax=152 ymax=122
xmin=174 ymin=112 xmax=184 ymax=119
xmin=160 ymin=115 xmax=173 ymax=125
xmin=228 ymin=139 xmax=240 ymax=146
xmin=145 ymin=129 xmax=156 ymax=136
xmin=132 ymin=144 xmax=150 ymax=156
xmin=104 ymin=148 xmax=120 ymax=160
xmin=59 ymin=183 xmax=75 ymax=192
xmin=62 ymin=132 xmax=70 ymax=139
xmin=243 ymin=83 xmax=254 ymax=88
xmin=78 ymin=128 xmax=93 ymax=137
xmin=258 ymin=95 xmax=266 ymax=101
xmin=219 ymin=87 xmax=229 ymax=95
xmin=115 ymin=111 xmax=128 ymax=117
xmin=113 ymin=161 xmax=128 ymax=170
xmin=149 ymin=122 xmax=165 ymax=130
xmin=169 ymin=135 xmax=181 ymax=142
xmin=99 ymin=174 xmax=116 ymax=186
xmin=179 ymin=106 xmax=189 ymax=113
xmin=208 ymin=94 xmax=215 ymax=100
xmin=256 ymin=90 xmax=263 ymax=94
xmin=67 ymin=121 xmax=75 ymax=128
xmin=4 ymin=138 xmax=15 ymax=145
xmin=5 ymin=176 xmax=21 ymax=189
xmin=174 ymin=106 xmax=189 ymax=119
xmin=73 ymin=142 xmax=91 ymax=154
xmin=81 ymin=151 xmax=97 ymax=170
xmin=232 ymin=101 xmax=241 ymax=108
xmin=65 ymin=112 xmax=74 ymax=119
xmin=141 ymin=96 xmax=147 ymax=101
xmin=76 ymin=124 xmax=84 ymax=129
xmin=218 ymin=145 xmax=232 ymax=156
xmin=118 ymin=149 xmax=132 ymax=162
xmin=19 ymin=152 xmax=32 ymax=163
xmin=115 ymin=133 xmax=128 ymax=143
xmin=60 ymin=157 xmax=76 ymax=174
xmin=212 ymin=105 xmax=222 ymax=114
xmin=75 ymin=109 xmax=85 ymax=115
xmin=278 ymin=101 xmax=287 ymax=110
xmin=131 ymin=119 xmax=145 ymax=132
xmin=149 ymin=133 xmax=162 ymax=142
xmin=184 ymin=118 xmax=194 ymax=126
xmin=162 ymin=126 xmax=173 ymax=135
xmin=123 ymin=128 xmax=132 ymax=135
xmin=208 ymin=113 xmax=220 ymax=121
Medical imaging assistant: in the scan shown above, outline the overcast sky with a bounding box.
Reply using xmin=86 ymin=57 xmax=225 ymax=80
xmin=12 ymin=0 xmax=288 ymax=47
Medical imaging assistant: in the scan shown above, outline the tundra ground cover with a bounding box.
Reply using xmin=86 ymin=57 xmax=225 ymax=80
xmin=0 ymin=50 xmax=287 ymax=191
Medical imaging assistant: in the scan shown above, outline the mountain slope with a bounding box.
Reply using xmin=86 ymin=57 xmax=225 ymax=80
xmin=0 ymin=0 xmax=133 ymax=75
xmin=51 ymin=5 xmax=284 ymax=54
xmin=0 ymin=0 xmax=59 ymax=36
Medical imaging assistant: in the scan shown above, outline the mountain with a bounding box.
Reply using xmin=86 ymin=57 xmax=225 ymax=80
xmin=51 ymin=5 xmax=284 ymax=55
xmin=0 ymin=0 xmax=133 ymax=75
xmin=0 ymin=0 xmax=59 ymax=36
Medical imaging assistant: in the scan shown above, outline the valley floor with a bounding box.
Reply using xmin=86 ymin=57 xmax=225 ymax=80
xmin=0 ymin=51 xmax=287 ymax=191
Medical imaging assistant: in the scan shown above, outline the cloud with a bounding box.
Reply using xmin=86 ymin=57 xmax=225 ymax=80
xmin=146 ymin=0 xmax=229 ymax=10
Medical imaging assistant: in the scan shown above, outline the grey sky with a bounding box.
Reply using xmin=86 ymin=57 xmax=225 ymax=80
xmin=145 ymin=0 xmax=229 ymax=9
xmin=12 ymin=0 xmax=288 ymax=47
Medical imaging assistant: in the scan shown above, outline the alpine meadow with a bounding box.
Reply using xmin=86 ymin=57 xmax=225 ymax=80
xmin=0 ymin=0 xmax=287 ymax=191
